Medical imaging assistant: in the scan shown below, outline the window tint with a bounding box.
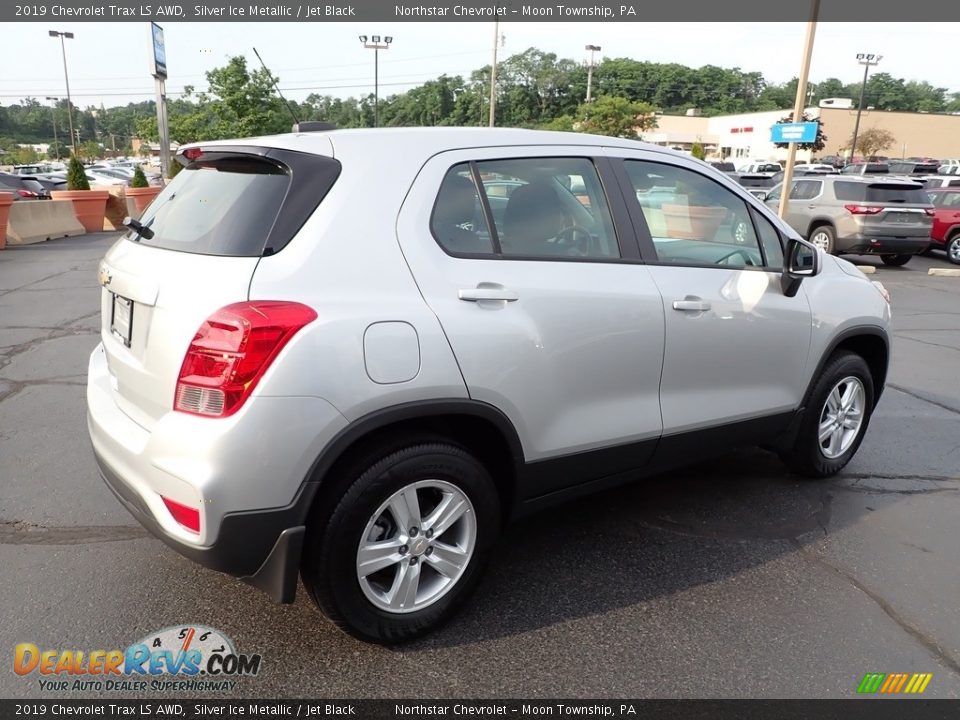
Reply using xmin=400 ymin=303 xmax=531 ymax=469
xmin=751 ymin=209 xmax=784 ymax=268
xmin=625 ymin=160 xmax=765 ymax=268
xmin=430 ymin=164 xmax=494 ymax=255
xmin=791 ymin=180 xmax=822 ymax=200
xmin=930 ymin=191 xmax=960 ymax=208
xmin=431 ymin=158 xmax=619 ymax=260
xmin=834 ymin=181 xmax=930 ymax=204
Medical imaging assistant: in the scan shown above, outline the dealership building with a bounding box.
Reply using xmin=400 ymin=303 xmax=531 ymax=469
xmin=640 ymin=106 xmax=960 ymax=163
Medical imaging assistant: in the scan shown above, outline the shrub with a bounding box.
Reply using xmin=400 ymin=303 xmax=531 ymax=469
xmin=168 ymin=160 xmax=182 ymax=180
xmin=66 ymin=157 xmax=90 ymax=191
xmin=131 ymin=165 xmax=149 ymax=188
xmin=691 ymin=142 xmax=706 ymax=161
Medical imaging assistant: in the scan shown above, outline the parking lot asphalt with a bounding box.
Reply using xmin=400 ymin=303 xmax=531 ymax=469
xmin=1 ymin=233 xmax=958 ymax=699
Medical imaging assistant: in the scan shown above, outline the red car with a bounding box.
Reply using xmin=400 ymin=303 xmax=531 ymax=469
xmin=927 ymin=188 xmax=960 ymax=264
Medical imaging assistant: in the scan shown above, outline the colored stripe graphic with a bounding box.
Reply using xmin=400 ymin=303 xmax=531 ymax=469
xmin=857 ymin=673 xmax=886 ymax=693
xmin=857 ymin=672 xmax=932 ymax=694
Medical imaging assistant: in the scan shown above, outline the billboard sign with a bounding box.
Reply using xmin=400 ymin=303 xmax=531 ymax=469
xmin=770 ymin=122 xmax=818 ymax=144
xmin=150 ymin=22 xmax=167 ymax=78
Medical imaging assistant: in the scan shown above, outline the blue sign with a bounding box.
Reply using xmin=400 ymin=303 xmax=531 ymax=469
xmin=771 ymin=121 xmax=818 ymax=144
xmin=151 ymin=22 xmax=167 ymax=79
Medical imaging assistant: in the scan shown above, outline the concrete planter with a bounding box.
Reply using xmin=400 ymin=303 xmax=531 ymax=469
xmin=50 ymin=189 xmax=111 ymax=233
xmin=0 ymin=192 xmax=14 ymax=249
xmin=125 ymin=186 xmax=164 ymax=216
xmin=662 ymin=204 xmax=727 ymax=240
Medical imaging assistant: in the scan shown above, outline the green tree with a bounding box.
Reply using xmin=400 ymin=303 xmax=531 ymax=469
xmin=131 ymin=165 xmax=149 ymax=188
xmin=576 ymin=96 xmax=657 ymax=138
xmin=690 ymin=142 xmax=706 ymax=160
xmin=67 ymin=157 xmax=90 ymax=191
xmin=851 ymin=127 xmax=896 ymax=158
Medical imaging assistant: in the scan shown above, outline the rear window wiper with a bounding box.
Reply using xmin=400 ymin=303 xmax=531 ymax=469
xmin=122 ymin=216 xmax=155 ymax=241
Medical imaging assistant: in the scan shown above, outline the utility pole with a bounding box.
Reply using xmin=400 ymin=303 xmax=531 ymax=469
xmin=359 ymin=35 xmax=392 ymax=127
xmin=45 ymin=96 xmax=60 ymax=160
xmin=778 ymin=0 xmax=820 ymax=220
xmin=850 ymin=53 xmax=882 ymax=163
xmin=585 ymin=44 xmax=601 ymax=102
xmin=488 ymin=22 xmax=499 ymax=127
xmin=49 ymin=31 xmax=77 ymax=157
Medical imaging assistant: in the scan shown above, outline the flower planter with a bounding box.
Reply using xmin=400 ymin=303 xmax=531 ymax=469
xmin=50 ymin=189 xmax=111 ymax=233
xmin=661 ymin=204 xmax=727 ymax=241
xmin=125 ymin=185 xmax=164 ymax=216
xmin=0 ymin=192 xmax=14 ymax=249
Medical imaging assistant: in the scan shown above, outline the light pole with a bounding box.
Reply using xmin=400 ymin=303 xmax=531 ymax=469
xmin=359 ymin=35 xmax=392 ymax=128
xmin=849 ymin=53 xmax=882 ymax=163
xmin=45 ymin=96 xmax=60 ymax=160
xmin=585 ymin=44 xmax=601 ymax=102
xmin=49 ymin=30 xmax=77 ymax=157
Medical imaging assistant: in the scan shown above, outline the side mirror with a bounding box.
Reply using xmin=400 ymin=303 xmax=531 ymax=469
xmin=781 ymin=237 xmax=820 ymax=297
xmin=757 ymin=191 xmax=769 ymax=201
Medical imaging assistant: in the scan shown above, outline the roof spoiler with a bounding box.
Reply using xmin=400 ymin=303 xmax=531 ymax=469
xmin=292 ymin=121 xmax=336 ymax=133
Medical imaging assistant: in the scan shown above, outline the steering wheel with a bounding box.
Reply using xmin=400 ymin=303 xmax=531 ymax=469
xmin=555 ymin=224 xmax=595 ymax=256
xmin=716 ymin=249 xmax=756 ymax=266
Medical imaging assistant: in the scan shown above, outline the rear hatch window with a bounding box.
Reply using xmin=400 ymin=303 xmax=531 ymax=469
xmin=134 ymin=149 xmax=341 ymax=257
xmin=834 ymin=181 xmax=930 ymax=204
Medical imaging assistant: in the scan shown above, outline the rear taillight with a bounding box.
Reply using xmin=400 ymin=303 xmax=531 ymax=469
xmin=844 ymin=204 xmax=883 ymax=215
xmin=174 ymin=301 xmax=317 ymax=418
xmin=16 ymin=189 xmax=37 ymax=198
xmin=162 ymin=496 xmax=200 ymax=533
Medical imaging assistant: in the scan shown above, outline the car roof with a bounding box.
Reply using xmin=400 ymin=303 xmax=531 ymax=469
xmin=181 ymin=126 xmax=688 ymax=162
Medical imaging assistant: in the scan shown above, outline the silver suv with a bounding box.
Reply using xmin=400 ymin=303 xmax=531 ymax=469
xmin=764 ymin=175 xmax=933 ymax=266
xmin=88 ymin=128 xmax=891 ymax=643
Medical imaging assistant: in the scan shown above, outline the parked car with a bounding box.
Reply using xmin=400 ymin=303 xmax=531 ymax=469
xmin=889 ymin=161 xmax=940 ymax=178
xmin=926 ymin=188 xmax=960 ymax=264
xmin=0 ymin=178 xmax=27 ymax=200
xmin=84 ymin=169 xmax=130 ymax=187
xmin=793 ymin=164 xmax=838 ymax=174
xmin=12 ymin=164 xmax=52 ymax=176
xmin=0 ymin=172 xmax=49 ymax=199
xmin=920 ymin=176 xmax=960 ymax=190
xmin=88 ymin=128 xmax=892 ymax=644
xmin=736 ymin=161 xmax=782 ymax=174
xmin=938 ymin=165 xmax=960 ymax=176
xmin=840 ymin=162 xmax=890 ymax=176
xmin=815 ymin=155 xmax=845 ymax=169
xmin=764 ymin=175 xmax=933 ymax=265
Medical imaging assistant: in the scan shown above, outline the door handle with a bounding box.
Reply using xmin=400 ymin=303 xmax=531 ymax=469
xmin=672 ymin=298 xmax=711 ymax=312
xmin=458 ymin=287 xmax=519 ymax=302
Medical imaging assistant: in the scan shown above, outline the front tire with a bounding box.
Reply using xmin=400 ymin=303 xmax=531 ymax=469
xmin=880 ymin=253 xmax=912 ymax=267
xmin=301 ymin=442 xmax=500 ymax=644
xmin=947 ymin=232 xmax=960 ymax=265
xmin=785 ymin=351 xmax=875 ymax=478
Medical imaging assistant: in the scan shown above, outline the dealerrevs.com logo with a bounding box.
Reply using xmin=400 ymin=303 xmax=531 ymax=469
xmin=14 ymin=625 xmax=262 ymax=693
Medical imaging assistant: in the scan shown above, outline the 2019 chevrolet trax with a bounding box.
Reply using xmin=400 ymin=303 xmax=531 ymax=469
xmin=88 ymin=128 xmax=892 ymax=643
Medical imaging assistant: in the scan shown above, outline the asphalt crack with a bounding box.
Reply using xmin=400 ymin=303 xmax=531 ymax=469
xmin=0 ymin=519 xmax=148 ymax=545
xmin=790 ymin=538 xmax=960 ymax=678
xmin=888 ymin=384 xmax=960 ymax=416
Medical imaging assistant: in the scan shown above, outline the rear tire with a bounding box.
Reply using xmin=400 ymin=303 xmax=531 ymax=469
xmin=785 ymin=351 xmax=875 ymax=478
xmin=947 ymin=232 xmax=960 ymax=265
xmin=808 ymin=225 xmax=835 ymax=255
xmin=880 ymin=254 xmax=912 ymax=267
xmin=301 ymin=442 xmax=500 ymax=644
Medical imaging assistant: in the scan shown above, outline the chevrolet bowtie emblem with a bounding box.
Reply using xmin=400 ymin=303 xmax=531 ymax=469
xmin=98 ymin=265 xmax=112 ymax=286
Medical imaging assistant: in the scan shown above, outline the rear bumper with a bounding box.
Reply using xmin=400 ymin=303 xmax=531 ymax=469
xmin=839 ymin=235 xmax=931 ymax=255
xmin=95 ymin=447 xmax=305 ymax=602
xmin=86 ymin=342 xmax=349 ymax=602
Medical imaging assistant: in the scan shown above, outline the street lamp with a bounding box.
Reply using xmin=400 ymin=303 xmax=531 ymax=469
xmin=49 ymin=30 xmax=77 ymax=157
xmin=45 ymin=96 xmax=60 ymax=160
xmin=849 ymin=53 xmax=882 ymax=163
xmin=359 ymin=34 xmax=393 ymax=128
xmin=585 ymin=44 xmax=602 ymax=103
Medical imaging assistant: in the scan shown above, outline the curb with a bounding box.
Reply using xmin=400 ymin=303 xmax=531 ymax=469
xmin=856 ymin=266 xmax=876 ymax=274
xmin=928 ymin=268 xmax=960 ymax=277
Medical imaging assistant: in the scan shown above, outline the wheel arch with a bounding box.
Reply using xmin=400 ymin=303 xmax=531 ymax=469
xmin=296 ymin=400 xmax=525 ymax=530
xmin=807 ymin=327 xmax=889 ymax=411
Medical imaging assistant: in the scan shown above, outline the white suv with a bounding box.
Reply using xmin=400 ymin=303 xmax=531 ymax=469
xmin=88 ymin=128 xmax=891 ymax=643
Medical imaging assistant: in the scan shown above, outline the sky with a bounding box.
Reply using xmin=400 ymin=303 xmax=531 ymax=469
xmin=1 ymin=22 xmax=956 ymax=109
